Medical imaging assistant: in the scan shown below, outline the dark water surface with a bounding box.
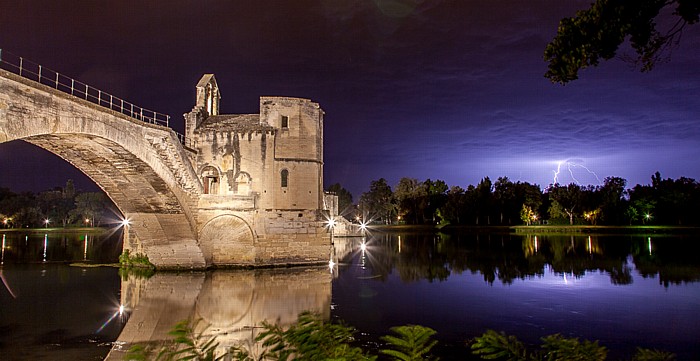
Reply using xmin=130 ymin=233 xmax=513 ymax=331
xmin=1 ymin=229 xmax=699 ymax=360
xmin=331 ymin=232 xmax=700 ymax=360
xmin=0 ymin=230 xmax=123 ymax=360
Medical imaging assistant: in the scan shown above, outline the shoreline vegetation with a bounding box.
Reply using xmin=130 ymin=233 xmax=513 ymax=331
xmin=367 ymin=224 xmax=700 ymax=235
xmin=7 ymin=224 xmax=700 ymax=236
xmin=0 ymin=226 xmax=103 ymax=233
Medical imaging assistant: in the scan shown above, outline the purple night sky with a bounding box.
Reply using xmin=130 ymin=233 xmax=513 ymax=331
xmin=1 ymin=1 xmax=699 ymax=198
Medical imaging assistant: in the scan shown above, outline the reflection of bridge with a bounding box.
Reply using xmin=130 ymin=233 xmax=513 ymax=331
xmin=104 ymin=268 xmax=331 ymax=360
xmin=0 ymin=50 xmax=331 ymax=269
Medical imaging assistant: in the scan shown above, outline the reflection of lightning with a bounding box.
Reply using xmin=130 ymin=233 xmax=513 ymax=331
xmin=551 ymin=159 xmax=602 ymax=185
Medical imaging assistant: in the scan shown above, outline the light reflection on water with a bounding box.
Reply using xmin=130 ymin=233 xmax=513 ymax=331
xmin=331 ymin=232 xmax=700 ymax=360
xmin=2 ymin=231 xmax=700 ymax=360
xmin=106 ymin=268 xmax=332 ymax=360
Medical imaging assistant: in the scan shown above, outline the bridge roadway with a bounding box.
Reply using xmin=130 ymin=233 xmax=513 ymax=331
xmin=0 ymin=69 xmax=206 ymax=268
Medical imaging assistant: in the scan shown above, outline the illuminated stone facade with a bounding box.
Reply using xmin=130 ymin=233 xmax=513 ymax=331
xmin=0 ymin=69 xmax=330 ymax=269
xmin=183 ymin=75 xmax=330 ymax=267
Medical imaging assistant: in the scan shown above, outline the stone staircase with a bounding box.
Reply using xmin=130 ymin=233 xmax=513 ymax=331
xmin=146 ymin=134 xmax=202 ymax=227
xmin=148 ymin=134 xmax=201 ymax=195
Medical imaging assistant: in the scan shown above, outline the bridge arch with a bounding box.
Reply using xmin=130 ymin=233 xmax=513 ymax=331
xmin=198 ymin=214 xmax=256 ymax=266
xmin=0 ymin=69 xmax=206 ymax=269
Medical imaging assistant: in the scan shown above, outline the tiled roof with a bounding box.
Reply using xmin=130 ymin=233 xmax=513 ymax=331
xmin=195 ymin=114 xmax=274 ymax=132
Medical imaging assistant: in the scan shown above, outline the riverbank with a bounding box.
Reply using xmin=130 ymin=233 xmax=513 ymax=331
xmin=511 ymin=225 xmax=700 ymax=235
xmin=0 ymin=227 xmax=105 ymax=233
xmin=368 ymin=224 xmax=700 ymax=235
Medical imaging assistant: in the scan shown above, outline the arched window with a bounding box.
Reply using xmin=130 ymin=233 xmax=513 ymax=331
xmin=201 ymin=166 xmax=220 ymax=195
xmin=281 ymin=169 xmax=289 ymax=188
xmin=206 ymin=84 xmax=214 ymax=115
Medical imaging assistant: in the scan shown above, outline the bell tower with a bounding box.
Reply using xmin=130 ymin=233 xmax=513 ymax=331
xmin=185 ymin=74 xmax=221 ymax=142
xmin=196 ymin=74 xmax=220 ymax=116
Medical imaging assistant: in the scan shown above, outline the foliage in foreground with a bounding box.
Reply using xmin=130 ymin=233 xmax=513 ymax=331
xmin=126 ymin=319 xmax=249 ymax=361
xmin=126 ymin=313 xmax=676 ymax=361
xmin=257 ymin=311 xmax=374 ymax=361
xmin=471 ymin=329 xmax=676 ymax=361
xmin=380 ymin=325 xmax=439 ymax=361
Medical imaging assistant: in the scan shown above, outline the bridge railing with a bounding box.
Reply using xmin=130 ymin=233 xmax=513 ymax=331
xmin=0 ymin=49 xmax=191 ymax=147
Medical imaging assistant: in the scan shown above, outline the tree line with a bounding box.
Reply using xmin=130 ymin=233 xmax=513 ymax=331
xmin=328 ymin=171 xmax=700 ymax=226
xmin=0 ymin=180 xmax=109 ymax=228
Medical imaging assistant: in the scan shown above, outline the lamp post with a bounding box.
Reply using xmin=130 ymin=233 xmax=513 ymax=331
xmin=44 ymin=219 xmax=50 ymax=228
xmin=327 ymin=217 xmax=336 ymax=245
xmin=121 ymin=217 xmax=130 ymax=247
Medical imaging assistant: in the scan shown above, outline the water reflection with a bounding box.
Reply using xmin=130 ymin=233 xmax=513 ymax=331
xmin=0 ymin=263 xmax=121 ymax=360
xmin=0 ymin=230 xmax=120 ymax=264
xmin=106 ymin=268 xmax=331 ymax=359
xmin=332 ymin=232 xmax=700 ymax=360
xmin=3 ymin=230 xmax=690 ymax=359
xmin=333 ymin=232 xmax=700 ymax=287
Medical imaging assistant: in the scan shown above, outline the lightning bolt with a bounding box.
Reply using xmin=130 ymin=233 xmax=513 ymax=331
xmin=553 ymin=161 xmax=563 ymax=185
xmin=567 ymin=165 xmax=580 ymax=184
xmin=569 ymin=162 xmax=602 ymax=184
xmin=551 ymin=159 xmax=602 ymax=185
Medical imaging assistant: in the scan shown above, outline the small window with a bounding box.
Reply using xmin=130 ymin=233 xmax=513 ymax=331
xmin=281 ymin=115 xmax=289 ymax=129
xmin=281 ymin=169 xmax=289 ymax=188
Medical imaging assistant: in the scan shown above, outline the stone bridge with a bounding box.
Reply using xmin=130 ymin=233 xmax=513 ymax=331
xmin=0 ymin=63 xmax=332 ymax=269
xmin=0 ymin=69 xmax=207 ymax=268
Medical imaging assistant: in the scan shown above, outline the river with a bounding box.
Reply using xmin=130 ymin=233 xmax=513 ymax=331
xmin=1 ymin=229 xmax=699 ymax=360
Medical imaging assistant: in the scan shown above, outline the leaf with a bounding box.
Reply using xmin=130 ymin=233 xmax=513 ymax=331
xmin=631 ymin=347 xmax=676 ymax=361
xmin=540 ymin=334 xmax=606 ymax=361
xmin=471 ymin=330 xmax=528 ymax=361
xmin=381 ymin=325 xmax=439 ymax=361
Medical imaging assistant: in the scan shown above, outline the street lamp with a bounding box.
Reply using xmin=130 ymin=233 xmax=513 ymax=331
xmin=44 ymin=219 xmax=50 ymax=228
xmin=327 ymin=216 xmax=336 ymax=244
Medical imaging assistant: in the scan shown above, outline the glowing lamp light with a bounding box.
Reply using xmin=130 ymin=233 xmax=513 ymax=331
xmin=44 ymin=219 xmax=50 ymax=226
xmin=327 ymin=217 xmax=336 ymax=229
xmin=360 ymin=242 xmax=366 ymax=252
xmin=121 ymin=218 xmax=130 ymax=227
